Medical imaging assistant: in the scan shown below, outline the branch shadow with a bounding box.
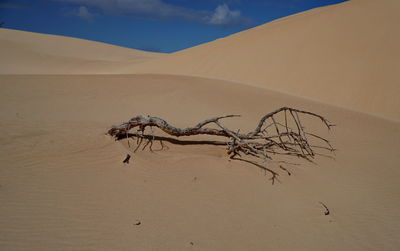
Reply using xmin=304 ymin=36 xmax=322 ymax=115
xmin=117 ymin=133 xmax=281 ymax=184
xmin=116 ymin=133 xmax=227 ymax=146
xmin=230 ymin=157 xmax=280 ymax=185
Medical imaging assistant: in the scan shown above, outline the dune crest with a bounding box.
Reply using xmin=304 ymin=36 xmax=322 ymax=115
xmin=1 ymin=1 xmax=400 ymax=250
xmin=125 ymin=0 xmax=400 ymax=121
xmin=0 ymin=28 xmax=164 ymax=74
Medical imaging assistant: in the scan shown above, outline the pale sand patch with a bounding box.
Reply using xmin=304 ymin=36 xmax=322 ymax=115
xmin=0 ymin=74 xmax=399 ymax=250
xmin=0 ymin=28 xmax=164 ymax=74
xmin=123 ymin=0 xmax=400 ymax=120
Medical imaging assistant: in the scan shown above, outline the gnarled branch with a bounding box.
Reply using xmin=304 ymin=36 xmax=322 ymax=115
xmin=108 ymin=107 xmax=335 ymax=181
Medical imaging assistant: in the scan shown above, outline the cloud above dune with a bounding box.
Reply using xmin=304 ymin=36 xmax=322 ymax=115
xmin=209 ymin=4 xmax=242 ymax=27
xmin=74 ymin=6 xmax=96 ymax=20
xmin=55 ymin=0 xmax=252 ymax=28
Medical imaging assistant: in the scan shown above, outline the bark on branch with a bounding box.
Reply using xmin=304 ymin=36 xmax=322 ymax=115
xmin=108 ymin=107 xmax=335 ymax=179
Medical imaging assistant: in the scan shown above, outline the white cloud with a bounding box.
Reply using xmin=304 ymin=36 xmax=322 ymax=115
xmin=75 ymin=6 xmax=95 ymax=20
xmin=208 ymin=4 xmax=242 ymax=26
xmin=56 ymin=0 xmax=252 ymax=28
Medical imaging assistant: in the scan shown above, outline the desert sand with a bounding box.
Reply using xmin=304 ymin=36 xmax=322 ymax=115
xmin=1 ymin=0 xmax=400 ymax=250
xmin=123 ymin=0 xmax=400 ymax=121
xmin=0 ymin=28 xmax=163 ymax=74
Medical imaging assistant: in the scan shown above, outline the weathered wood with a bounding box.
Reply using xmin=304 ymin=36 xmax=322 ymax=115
xmin=108 ymin=107 xmax=335 ymax=181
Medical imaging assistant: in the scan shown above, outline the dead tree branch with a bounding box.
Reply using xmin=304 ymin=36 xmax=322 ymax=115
xmin=108 ymin=107 xmax=335 ymax=181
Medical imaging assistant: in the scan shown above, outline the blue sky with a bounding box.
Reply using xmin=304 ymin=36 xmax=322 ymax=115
xmin=0 ymin=0 xmax=346 ymax=53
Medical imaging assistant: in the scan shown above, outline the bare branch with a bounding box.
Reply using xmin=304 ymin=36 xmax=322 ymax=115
xmin=108 ymin=107 xmax=335 ymax=178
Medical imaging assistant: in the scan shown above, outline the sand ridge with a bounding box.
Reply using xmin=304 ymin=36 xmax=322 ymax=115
xmin=0 ymin=28 xmax=164 ymax=74
xmin=123 ymin=0 xmax=400 ymax=121
xmin=1 ymin=0 xmax=400 ymax=250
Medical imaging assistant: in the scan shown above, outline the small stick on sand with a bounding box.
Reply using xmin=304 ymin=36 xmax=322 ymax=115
xmin=279 ymin=165 xmax=291 ymax=176
xmin=319 ymin=201 xmax=330 ymax=215
xmin=123 ymin=154 xmax=131 ymax=164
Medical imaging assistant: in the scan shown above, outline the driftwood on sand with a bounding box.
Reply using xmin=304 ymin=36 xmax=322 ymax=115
xmin=108 ymin=107 xmax=335 ymax=183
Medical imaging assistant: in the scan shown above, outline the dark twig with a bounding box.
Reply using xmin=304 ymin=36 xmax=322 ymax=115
xmin=319 ymin=201 xmax=330 ymax=215
xmin=279 ymin=165 xmax=291 ymax=176
xmin=123 ymin=154 xmax=131 ymax=164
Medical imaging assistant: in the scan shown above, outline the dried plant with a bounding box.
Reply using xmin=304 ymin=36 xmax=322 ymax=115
xmin=108 ymin=107 xmax=335 ymax=183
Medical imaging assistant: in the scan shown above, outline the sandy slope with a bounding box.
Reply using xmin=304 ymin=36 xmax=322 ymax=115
xmin=1 ymin=74 xmax=399 ymax=250
xmin=124 ymin=0 xmax=400 ymax=121
xmin=1 ymin=0 xmax=399 ymax=250
xmin=0 ymin=28 xmax=163 ymax=74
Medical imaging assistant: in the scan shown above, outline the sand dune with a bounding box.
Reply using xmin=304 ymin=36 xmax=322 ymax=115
xmin=1 ymin=74 xmax=399 ymax=250
xmin=0 ymin=28 xmax=163 ymax=74
xmin=1 ymin=0 xmax=400 ymax=250
xmin=125 ymin=0 xmax=400 ymax=121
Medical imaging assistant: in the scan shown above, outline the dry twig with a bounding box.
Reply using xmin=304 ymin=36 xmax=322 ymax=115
xmin=319 ymin=201 xmax=330 ymax=215
xmin=122 ymin=154 xmax=131 ymax=164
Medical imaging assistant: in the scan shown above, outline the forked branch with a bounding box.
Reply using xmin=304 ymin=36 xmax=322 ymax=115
xmin=108 ymin=107 xmax=335 ymax=180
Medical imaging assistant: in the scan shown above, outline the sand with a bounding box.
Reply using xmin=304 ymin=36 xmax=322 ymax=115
xmin=0 ymin=28 xmax=163 ymax=74
xmin=1 ymin=74 xmax=399 ymax=250
xmin=123 ymin=0 xmax=400 ymax=121
xmin=1 ymin=0 xmax=400 ymax=250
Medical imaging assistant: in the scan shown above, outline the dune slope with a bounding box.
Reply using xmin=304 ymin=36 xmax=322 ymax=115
xmin=125 ymin=0 xmax=400 ymax=121
xmin=0 ymin=74 xmax=399 ymax=250
xmin=0 ymin=28 xmax=163 ymax=74
xmin=1 ymin=1 xmax=399 ymax=250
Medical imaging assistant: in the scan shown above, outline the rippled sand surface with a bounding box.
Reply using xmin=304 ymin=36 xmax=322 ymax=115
xmin=1 ymin=75 xmax=399 ymax=250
